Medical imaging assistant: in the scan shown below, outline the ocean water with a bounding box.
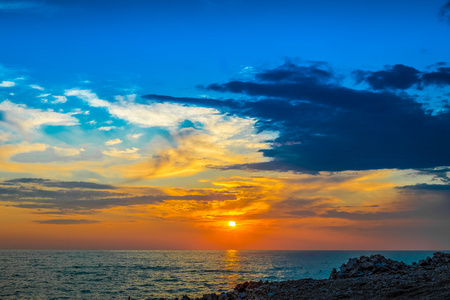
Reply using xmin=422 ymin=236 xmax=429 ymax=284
xmin=0 ymin=250 xmax=441 ymax=299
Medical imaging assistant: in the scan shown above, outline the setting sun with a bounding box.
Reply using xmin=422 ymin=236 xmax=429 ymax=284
xmin=228 ymin=221 xmax=236 ymax=227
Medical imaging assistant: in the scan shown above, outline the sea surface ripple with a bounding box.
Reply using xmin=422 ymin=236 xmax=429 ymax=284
xmin=0 ymin=250 xmax=436 ymax=299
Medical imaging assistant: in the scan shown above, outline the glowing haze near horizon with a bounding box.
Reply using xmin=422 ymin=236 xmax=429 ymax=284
xmin=1 ymin=0 xmax=450 ymax=250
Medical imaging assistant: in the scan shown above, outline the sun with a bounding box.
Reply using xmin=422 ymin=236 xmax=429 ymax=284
xmin=228 ymin=221 xmax=236 ymax=227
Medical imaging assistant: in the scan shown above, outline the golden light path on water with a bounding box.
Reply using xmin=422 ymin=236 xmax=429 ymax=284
xmin=222 ymin=250 xmax=241 ymax=287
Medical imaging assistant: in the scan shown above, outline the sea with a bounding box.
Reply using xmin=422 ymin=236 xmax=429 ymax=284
xmin=0 ymin=250 xmax=443 ymax=299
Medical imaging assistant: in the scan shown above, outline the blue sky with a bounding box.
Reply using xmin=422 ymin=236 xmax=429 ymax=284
xmin=1 ymin=0 xmax=450 ymax=250
xmin=2 ymin=0 xmax=449 ymax=95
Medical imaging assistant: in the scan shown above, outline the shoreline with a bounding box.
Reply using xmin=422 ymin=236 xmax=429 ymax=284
xmin=172 ymin=252 xmax=450 ymax=300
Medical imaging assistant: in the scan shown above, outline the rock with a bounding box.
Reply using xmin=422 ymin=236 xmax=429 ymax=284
xmin=361 ymin=261 xmax=373 ymax=270
xmin=171 ymin=252 xmax=450 ymax=300
xmin=217 ymin=293 xmax=227 ymax=300
xmin=329 ymin=268 xmax=337 ymax=279
xmin=331 ymin=253 xmax=414 ymax=279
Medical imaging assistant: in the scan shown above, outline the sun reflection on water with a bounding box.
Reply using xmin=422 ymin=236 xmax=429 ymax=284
xmin=221 ymin=250 xmax=242 ymax=288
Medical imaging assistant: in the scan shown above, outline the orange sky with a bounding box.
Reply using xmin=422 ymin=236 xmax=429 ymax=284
xmin=1 ymin=165 xmax=448 ymax=250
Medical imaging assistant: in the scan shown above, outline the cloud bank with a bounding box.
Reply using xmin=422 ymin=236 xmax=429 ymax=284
xmin=0 ymin=178 xmax=236 ymax=214
xmin=144 ymin=61 xmax=450 ymax=173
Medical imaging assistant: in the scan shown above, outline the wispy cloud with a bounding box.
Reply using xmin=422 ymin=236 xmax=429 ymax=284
xmin=0 ymin=1 xmax=37 ymax=10
xmin=0 ymin=81 xmax=15 ymax=87
xmin=102 ymin=147 xmax=140 ymax=160
xmin=65 ymin=88 xmax=276 ymax=179
xmin=127 ymin=133 xmax=143 ymax=140
xmin=9 ymin=144 xmax=101 ymax=163
xmin=65 ymin=89 xmax=223 ymax=129
xmin=98 ymin=126 xmax=114 ymax=131
xmin=37 ymin=93 xmax=51 ymax=98
xmin=5 ymin=178 xmax=116 ymax=189
xmin=34 ymin=219 xmax=101 ymax=225
xmin=0 ymin=1 xmax=54 ymax=13
xmin=0 ymin=178 xmax=236 ymax=215
xmin=30 ymin=84 xmax=44 ymax=90
xmin=52 ymin=95 xmax=67 ymax=104
xmin=105 ymin=139 xmax=122 ymax=146
xmin=0 ymin=131 xmax=13 ymax=142
xmin=0 ymin=100 xmax=79 ymax=133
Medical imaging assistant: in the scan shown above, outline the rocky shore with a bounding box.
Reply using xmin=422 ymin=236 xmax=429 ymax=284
xmin=173 ymin=252 xmax=450 ymax=300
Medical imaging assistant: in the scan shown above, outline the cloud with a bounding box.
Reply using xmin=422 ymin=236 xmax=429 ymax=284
xmin=58 ymin=61 xmax=450 ymax=176
xmin=354 ymin=64 xmax=420 ymax=90
xmin=98 ymin=126 xmax=114 ymax=131
xmin=30 ymin=84 xmax=44 ymax=91
xmin=52 ymin=95 xmax=67 ymax=104
xmin=392 ymin=182 xmax=450 ymax=224
xmin=71 ymin=169 xmax=106 ymax=181
xmin=67 ymin=88 xmax=276 ymax=179
xmin=34 ymin=219 xmax=101 ymax=225
xmin=102 ymin=147 xmax=140 ymax=160
xmin=5 ymin=178 xmax=116 ymax=190
xmin=66 ymin=89 xmax=222 ymax=129
xmin=105 ymin=139 xmax=122 ymax=146
xmin=65 ymin=89 xmax=110 ymax=107
xmin=255 ymin=61 xmax=336 ymax=84
xmin=320 ymin=209 xmax=411 ymax=221
xmin=142 ymin=61 xmax=450 ymax=173
xmin=0 ymin=131 xmax=13 ymax=142
xmin=4 ymin=177 xmax=116 ymax=190
xmin=116 ymin=124 xmax=275 ymax=180
xmin=0 ymin=100 xmax=79 ymax=133
xmin=37 ymin=93 xmax=51 ymax=98
xmin=0 ymin=1 xmax=38 ymax=10
xmin=397 ymin=183 xmax=450 ymax=192
xmin=0 ymin=178 xmax=236 ymax=214
xmin=196 ymin=61 xmax=450 ymax=172
xmin=439 ymin=1 xmax=450 ymax=23
xmin=127 ymin=133 xmax=143 ymax=140
xmin=142 ymin=94 xmax=235 ymax=109
xmin=0 ymin=81 xmax=15 ymax=87
xmin=0 ymin=1 xmax=54 ymax=13
xmin=285 ymin=210 xmax=317 ymax=218
xmin=356 ymin=64 xmax=450 ymax=89
xmin=10 ymin=145 xmax=101 ymax=163
xmin=422 ymin=67 xmax=450 ymax=86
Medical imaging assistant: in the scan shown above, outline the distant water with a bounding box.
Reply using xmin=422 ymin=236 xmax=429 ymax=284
xmin=0 ymin=250 xmax=443 ymax=299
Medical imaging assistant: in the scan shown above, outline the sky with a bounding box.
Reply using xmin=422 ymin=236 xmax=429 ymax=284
xmin=1 ymin=0 xmax=450 ymax=250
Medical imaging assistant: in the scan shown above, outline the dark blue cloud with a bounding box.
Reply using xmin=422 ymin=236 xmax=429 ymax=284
xmin=422 ymin=67 xmax=450 ymax=86
xmin=144 ymin=61 xmax=450 ymax=172
xmin=210 ymin=63 xmax=450 ymax=172
xmin=439 ymin=0 xmax=450 ymax=23
xmin=398 ymin=183 xmax=450 ymax=191
xmin=142 ymin=94 xmax=236 ymax=109
xmin=415 ymin=167 xmax=450 ymax=183
xmin=354 ymin=64 xmax=420 ymax=90
xmin=355 ymin=64 xmax=450 ymax=90
xmin=254 ymin=61 xmax=335 ymax=84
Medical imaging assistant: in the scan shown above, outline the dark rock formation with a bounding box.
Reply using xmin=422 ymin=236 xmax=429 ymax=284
xmin=173 ymin=252 xmax=450 ymax=300
xmin=331 ymin=253 xmax=408 ymax=279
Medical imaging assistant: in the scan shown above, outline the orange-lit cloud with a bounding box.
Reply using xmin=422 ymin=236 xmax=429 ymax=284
xmin=0 ymin=162 xmax=447 ymax=250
